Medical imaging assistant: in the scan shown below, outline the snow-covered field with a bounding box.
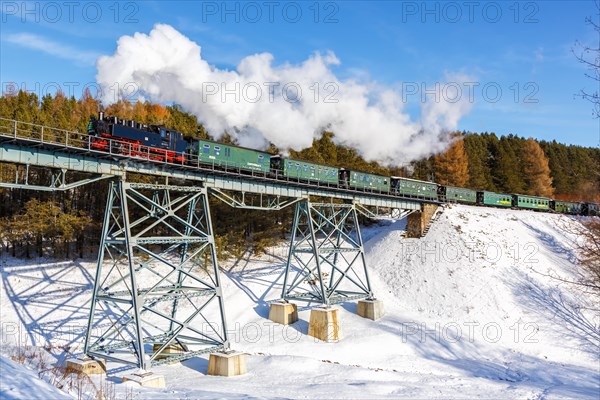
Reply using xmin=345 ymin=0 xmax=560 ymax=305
xmin=1 ymin=205 xmax=599 ymax=399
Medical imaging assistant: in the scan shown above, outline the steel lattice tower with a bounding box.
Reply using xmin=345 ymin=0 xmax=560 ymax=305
xmin=281 ymin=200 xmax=373 ymax=305
xmin=84 ymin=180 xmax=228 ymax=370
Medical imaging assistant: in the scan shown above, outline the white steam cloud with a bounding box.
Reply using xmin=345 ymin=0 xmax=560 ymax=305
xmin=96 ymin=24 xmax=473 ymax=165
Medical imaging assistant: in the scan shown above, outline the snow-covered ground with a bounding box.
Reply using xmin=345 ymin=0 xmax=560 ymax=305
xmin=1 ymin=205 xmax=598 ymax=399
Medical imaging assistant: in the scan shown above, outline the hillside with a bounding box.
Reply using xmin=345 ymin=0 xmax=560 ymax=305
xmin=0 ymin=205 xmax=598 ymax=399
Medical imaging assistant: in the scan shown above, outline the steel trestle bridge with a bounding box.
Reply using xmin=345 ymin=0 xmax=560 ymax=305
xmin=0 ymin=118 xmax=430 ymax=370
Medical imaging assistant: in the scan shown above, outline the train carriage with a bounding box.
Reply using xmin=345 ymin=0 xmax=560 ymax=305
xmin=190 ymin=139 xmax=271 ymax=173
xmin=477 ymin=191 xmax=512 ymax=207
xmin=342 ymin=170 xmax=390 ymax=192
xmin=513 ymin=194 xmax=550 ymax=211
xmin=551 ymin=200 xmax=582 ymax=215
xmin=271 ymin=156 xmax=339 ymax=184
xmin=582 ymin=202 xmax=600 ymax=216
xmin=391 ymin=177 xmax=438 ymax=200
xmin=443 ymin=186 xmax=477 ymax=203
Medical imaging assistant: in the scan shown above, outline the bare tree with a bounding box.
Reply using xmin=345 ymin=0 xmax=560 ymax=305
xmin=577 ymin=218 xmax=600 ymax=293
xmin=573 ymin=1 xmax=600 ymax=119
xmin=553 ymin=217 xmax=600 ymax=300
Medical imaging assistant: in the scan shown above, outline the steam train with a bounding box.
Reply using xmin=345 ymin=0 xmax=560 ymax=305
xmin=87 ymin=113 xmax=599 ymax=217
xmin=88 ymin=112 xmax=187 ymax=163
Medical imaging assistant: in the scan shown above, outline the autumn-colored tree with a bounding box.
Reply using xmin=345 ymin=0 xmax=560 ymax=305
xmin=73 ymin=88 xmax=100 ymax=131
xmin=433 ymin=133 xmax=469 ymax=186
xmin=521 ymin=138 xmax=554 ymax=197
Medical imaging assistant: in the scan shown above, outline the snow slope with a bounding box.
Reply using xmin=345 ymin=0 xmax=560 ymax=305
xmin=0 ymin=205 xmax=598 ymax=399
xmin=0 ymin=355 xmax=71 ymax=400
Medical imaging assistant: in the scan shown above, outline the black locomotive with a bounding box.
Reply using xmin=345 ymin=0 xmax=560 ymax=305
xmin=87 ymin=112 xmax=187 ymax=163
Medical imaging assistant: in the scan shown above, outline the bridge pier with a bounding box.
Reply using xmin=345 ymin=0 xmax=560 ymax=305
xmin=280 ymin=200 xmax=378 ymax=336
xmin=406 ymin=203 xmax=439 ymax=238
xmin=83 ymin=179 xmax=229 ymax=371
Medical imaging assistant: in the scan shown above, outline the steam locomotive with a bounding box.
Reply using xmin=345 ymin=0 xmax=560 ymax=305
xmin=86 ymin=113 xmax=599 ymax=217
xmin=88 ymin=112 xmax=187 ymax=163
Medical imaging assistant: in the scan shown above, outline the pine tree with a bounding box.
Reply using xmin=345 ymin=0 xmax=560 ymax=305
xmin=464 ymin=133 xmax=496 ymax=190
xmin=433 ymin=133 xmax=469 ymax=186
xmin=493 ymin=137 xmax=525 ymax=193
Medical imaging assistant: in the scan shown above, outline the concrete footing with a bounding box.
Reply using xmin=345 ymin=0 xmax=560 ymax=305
xmin=207 ymin=351 xmax=247 ymax=376
xmin=122 ymin=371 xmax=166 ymax=388
xmin=308 ymin=306 xmax=342 ymax=342
xmin=65 ymin=357 xmax=106 ymax=375
xmin=268 ymin=301 xmax=298 ymax=325
xmin=152 ymin=343 xmax=187 ymax=363
xmin=357 ymin=299 xmax=384 ymax=321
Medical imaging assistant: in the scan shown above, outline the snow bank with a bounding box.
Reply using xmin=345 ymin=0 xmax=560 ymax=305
xmin=0 ymin=355 xmax=71 ymax=399
xmin=0 ymin=205 xmax=598 ymax=399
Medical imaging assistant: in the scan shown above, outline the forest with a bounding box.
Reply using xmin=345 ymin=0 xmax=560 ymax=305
xmin=0 ymin=90 xmax=598 ymax=258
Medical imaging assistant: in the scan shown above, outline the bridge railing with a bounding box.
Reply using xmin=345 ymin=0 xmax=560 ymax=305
xmin=0 ymin=117 xmax=439 ymax=203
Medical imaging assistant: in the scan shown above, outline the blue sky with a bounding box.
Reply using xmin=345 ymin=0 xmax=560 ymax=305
xmin=1 ymin=1 xmax=599 ymax=148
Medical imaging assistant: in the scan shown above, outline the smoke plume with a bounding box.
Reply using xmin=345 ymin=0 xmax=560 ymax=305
xmin=96 ymin=24 xmax=473 ymax=165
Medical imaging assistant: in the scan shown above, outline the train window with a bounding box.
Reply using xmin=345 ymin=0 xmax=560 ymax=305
xmin=258 ymin=155 xmax=264 ymax=164
xmin=214 ymin=146 xmax=220 ymax=155
xmin=288 ymin=161 xmax=293 ymax=168
xmin=203 ymin=144 xmax=210 ymax=153
xmin=160 ymin=129 xmax=166 ymax=138
xmin=295 ymin=163 xmax=300 ymax=171
xmin=303 ymin=165 xmax=308 ymax=172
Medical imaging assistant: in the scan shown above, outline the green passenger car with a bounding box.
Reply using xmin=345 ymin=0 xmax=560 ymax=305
xmin=552 ymin=200 xmax=582 ymax=214
xmin=445 ymin=186 xmax=477 ymax=203
xmin=391 ymin=177 xmax=438 ymax=200
xmin=272 ymin=157 xmax=339 ymax=184
xmin=583 ymin=202 xmax=599 ymax=216
xmin=345 ymin=170 xmax=390 ymax=192
xmin=479 ymin=191 xmax=512 ymax=207
xmin=514 ymin=194 xmax=550 ymax=211
xmin=191 ymin=139 xmax=271 ymax=173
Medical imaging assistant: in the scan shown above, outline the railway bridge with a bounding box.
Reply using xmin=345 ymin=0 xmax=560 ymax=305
xmin=0 ymin=118 xmax=433 ymax=373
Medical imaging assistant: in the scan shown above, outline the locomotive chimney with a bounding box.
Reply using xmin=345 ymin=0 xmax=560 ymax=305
xmin=98 ymin=111 xmax=105 ymax=121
